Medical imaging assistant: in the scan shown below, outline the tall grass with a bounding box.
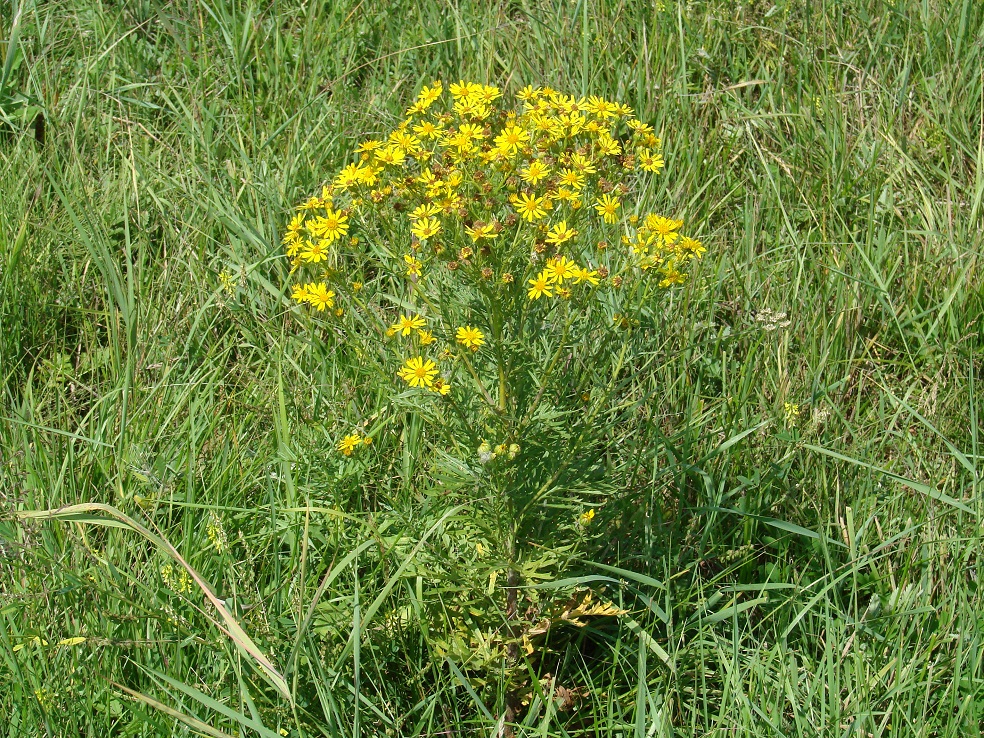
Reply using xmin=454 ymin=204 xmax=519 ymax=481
xmin=1 ymin=0 xmax=982 ymax=735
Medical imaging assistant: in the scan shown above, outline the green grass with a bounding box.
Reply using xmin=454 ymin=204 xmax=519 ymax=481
xmin=1 ymin=0 xmax=983 ymax=735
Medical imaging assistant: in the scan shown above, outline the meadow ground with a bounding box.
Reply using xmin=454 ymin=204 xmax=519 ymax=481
xmin=1 ymin=0 xmax=983 ymax=735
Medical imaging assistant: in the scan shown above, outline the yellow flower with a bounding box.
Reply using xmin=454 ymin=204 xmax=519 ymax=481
xmin=545 ymin=220 xmax=577 ymax=246
xmin=415 ymin=81 xmax=443 ymax=108
xmin=449 ymin=80 xmax=477 ymax=98
xmin=527 ymin=271 xmax=554 ymax=300
xmin=417 ymin=329 xmax=437 ymax=346
xmin=413 ymin=118 xmax=444 ymax=139
xmin=658 ymin=267 xmax=687 ymax=287
xmin=680 ymin=236 xmax=706 ymax=258
xmin=291 ymin=283 xmax=310 ymax=303
xmin=646 ymin=215 xmax=683 ymax=246
xmin=282 ymin=212 xmax=305 ymax=244
xmin=351 ymin=281 xmax=363 ymax=292
xmin=296 ymin=195 xmax=323 ymax=211
xmin=516 ymin=84 xmax=542 ymax=101
xmin=514 ymin=192 xmax=547 ymax=222
xmin=432 ymin=378 xmax=451 ymax=395
xmin=338 ymin=433 xmax=362 ymax=456
xmin=410 ymin=216 xmax=441 ymax=240
xmin=476 ymin=84 xmax=502 ymax=105
xmin=520 ymin=160 xmax=550 ymax=185
xmin=571 ymin=153 xmax=597 ymax=173
xmin=573 ymin=266 xmax=600 ymax=286
xmin=594 ymin=194 xmax=621 ymax=224
xmin=309 ymin=208 xmax=349 ymax=244
xmin=301 ymin=240 xmax=328 ymax=263
xmin=558 ymin=168 xmax=585 ymax=189
xmin=409 ymin=202 xmax=441 ymax=221
xmin=464 ymin=222 xmax=497 ymax=241
xmin=455 ymin=325 xmax=485 ymax=351
xmin=544 ymin=256 xmax=578 ymax=283
xmin=306 ymin=283 xmax=336 ymax=311
xmin=389 ymin=130 xmax=422 ymax=153
xmin=579 ymin=509 xmax=596 ymax=526
xmin=638 ymin=147 xmax=665 ymax=173
xmin=388 ymin=314 xmax=426 ymax=337
xmin=404 ymin=254 xmax=423 ymax=277
xmin=356 ymin=139 xmax=383 ymax=153
xmin=494 ymin=124 xmax=530 ymax=155
xmin=584 ymin=95 xmax=618 ymax=119
xmin=375 ymin=145 xmax=406 ymax=167
xmin=458 ymin=122 xmax=486 ymax=141
xmin=398 ymin=356 xmax=439 ymax=388
xmin=595 ymin=132 xmax=622 ymax=156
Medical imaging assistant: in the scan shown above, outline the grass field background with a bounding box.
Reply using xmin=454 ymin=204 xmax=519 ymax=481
xmin=1 ymin=0 xmax=983 ymax=735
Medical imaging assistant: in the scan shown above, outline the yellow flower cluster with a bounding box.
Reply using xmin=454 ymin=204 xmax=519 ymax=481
xmin=338 ymin=431 xmax=372 ymax=456
xmin=281 ymin=82 xmax=706 ymax=452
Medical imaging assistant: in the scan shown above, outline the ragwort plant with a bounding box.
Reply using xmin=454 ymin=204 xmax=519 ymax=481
xmin=283 ymin=81 xmax=704 ymax=711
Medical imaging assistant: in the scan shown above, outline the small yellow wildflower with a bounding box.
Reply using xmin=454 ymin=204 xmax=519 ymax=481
xmin=306 ymin=283 xmax=336 ymax=311
xmin=409 ymin=202 xmax=441 ymax=221
xmin=558 ymin=168 xmax=585 ymax=189
xmin=411 ymin=216 xmax=441 ymax=240
xmin=413 ymin=119 xmax=444 ymax=139
xmin=405 ymin=254 xmax=423 ymax=278
xmin=513 ymin=192 xmax=547 ymax=222
xmin=573 ymin=266 xmax=600 ymax=286
xmin=527 ymin=271 xmax=554 ymax=300
xmin=646 ymin=215 xmax=683 ymax=246
xmin=520 ymin=160 xmax=550 ymax=185
xmin=282 ymin=212 xmax=305 ymax=244
xmin=638 ymin=147 xmax=665 ymax=173
xmin=494 ymin=124 xmax=530 ymax=155
xmin=376 ymin=145 xmax=408 ymax=167
xmin=455 ymin=325 xmax=485 ymax=351
xmin=594 ymin=194 xmax=621 ymax=224
xmin=397 ymin=356 xmax=439 ymax=388
xmin=417 ymin=329 xmax=437 ymax=346
xmin=680 ymin=236 xmax=706 ymax=258
xmin=658 ymin=267 xmax=686 ymax=287
xmin=545 ymin=220 xmax=577 ymax=246
xmin=544 ymin=256 xmax=578 ymax=283
xmin=291 ymin=283 xmax=310 ymax=303
xmin=338 ymin=433 xmax=363 ymax=456
xmin=301 ymin=240 xmax=328 ymax=263
xmin=356 ymin=139 xmax=383 ymax=153
xmin=388 ymin=314 xmax=426 ymax=337
xmin=464 ymin=222 xmax=497 ymax=242
xmin=309 ymin=208 xmax=349 ymax=244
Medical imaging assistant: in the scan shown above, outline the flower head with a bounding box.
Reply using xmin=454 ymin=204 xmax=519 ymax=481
xmin=545 ymin=221 xmax=577 ymax=246
xmin=411 ymin=216 xmax=441 ymax=240
xmin=594 ymin=194 xmax=621 ymax=224
xmin=388 ymin=314 xmax=426 ymax=337
xmin=306 ymin=283 xmax=336 ymax=311
xmin=513 ymin=192 xmax=547 ymax=222
xmin=527 ymin=271 xmax=554 ymax=300
xmin=338 ymin=433 xmax=363 ymax=456
xmin=397 ymin=356 xmax=439 ymax=388
xmin=544 ymin=256 xmax=578 ymax=284
xmin=455 ymin=325 xmax=485 ymax=351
